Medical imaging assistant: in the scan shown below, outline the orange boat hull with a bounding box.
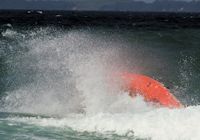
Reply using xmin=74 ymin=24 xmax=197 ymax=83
xmin=119 ymin=73 xmax=183 ymax=108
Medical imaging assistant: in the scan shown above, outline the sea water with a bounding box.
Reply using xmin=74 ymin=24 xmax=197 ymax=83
xmin=0 ymin=16 xmax=200 ymax=140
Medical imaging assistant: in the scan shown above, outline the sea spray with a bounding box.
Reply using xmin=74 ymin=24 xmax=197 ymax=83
xmin=1 ymin=27 xmax=139 ymax=116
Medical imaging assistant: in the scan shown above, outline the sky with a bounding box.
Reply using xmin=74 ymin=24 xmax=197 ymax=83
xmin=27 ymin=0 xmax=200 ymax=1
xmin=26 ymin=0 xmax=200 ymax=1
xmin=136 ymin=0 xmax=200 ymax=2
xmin=111 ymin=0 xmax=196 ymax=1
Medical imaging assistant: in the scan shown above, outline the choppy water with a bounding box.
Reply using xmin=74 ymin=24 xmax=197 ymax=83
xmin=0 ymin=21 xmax=200 ymax=140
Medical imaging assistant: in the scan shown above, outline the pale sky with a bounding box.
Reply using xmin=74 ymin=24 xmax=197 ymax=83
xmin=24 ymin=0 xmax=200 ymax=2
xmin=135 ymin=0 xmax=200 ymax=3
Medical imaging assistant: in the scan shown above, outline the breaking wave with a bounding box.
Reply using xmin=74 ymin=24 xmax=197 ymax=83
xmin=0 ymin=27 xmax=200 ymax=140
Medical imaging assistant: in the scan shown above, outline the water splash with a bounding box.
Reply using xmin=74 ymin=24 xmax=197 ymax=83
xmin=1 ymin=27 xmax=141 ymax=116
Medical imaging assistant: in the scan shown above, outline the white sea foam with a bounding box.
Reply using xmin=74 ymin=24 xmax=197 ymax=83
xmin=6 ymin=104 xmax=200 ymax=140
xmin=1 ymin=29 xmax=25 ymax=39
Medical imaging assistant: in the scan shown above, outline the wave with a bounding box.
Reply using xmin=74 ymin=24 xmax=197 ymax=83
xmin=0 ymin=26 xmax=200 ymax=140
xmin=2 ymin=103 xmax=200 ymax=140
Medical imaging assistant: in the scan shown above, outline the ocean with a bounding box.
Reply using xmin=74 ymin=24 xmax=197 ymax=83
xmin=0 ymin=10 xmax=200 ymax=140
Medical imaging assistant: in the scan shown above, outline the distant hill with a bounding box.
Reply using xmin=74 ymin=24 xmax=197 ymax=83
xmin=0 ymin=0 xmax=76 ymax=10
xmin=0 ymin=0 xmax=200 ymax=12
